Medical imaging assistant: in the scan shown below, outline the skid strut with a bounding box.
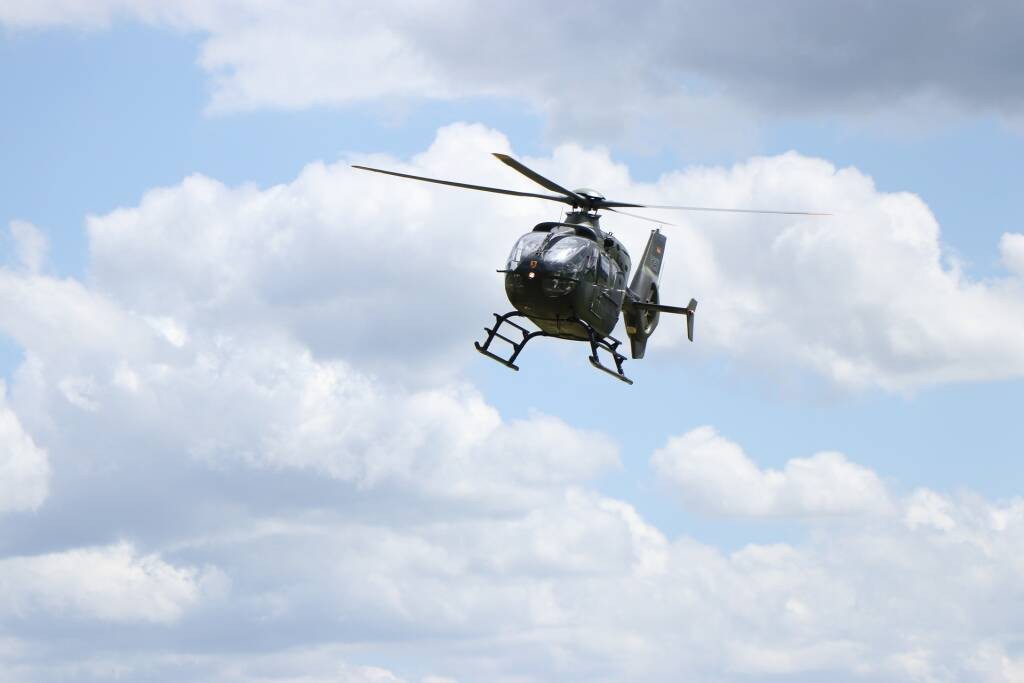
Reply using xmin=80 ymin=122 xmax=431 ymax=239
xmin=474 ymin=312 xmax=550 ymax=371
xmin=586 ymin=326 xmax=633 ymax=385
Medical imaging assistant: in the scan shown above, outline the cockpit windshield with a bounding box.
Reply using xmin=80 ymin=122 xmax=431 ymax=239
xmin=543 ymin=235 xmax=591 ymax=273
xmin=506 ymin=232 xmax=546 ymax=270
xmin=507 ymin=230 xmax=595 ymax=275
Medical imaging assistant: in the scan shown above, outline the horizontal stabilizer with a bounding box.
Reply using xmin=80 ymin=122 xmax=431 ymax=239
xmin=633 ymin=301 xmax=695 ymax=315
xmin=634 ymin=299 xmax=697 ymax=341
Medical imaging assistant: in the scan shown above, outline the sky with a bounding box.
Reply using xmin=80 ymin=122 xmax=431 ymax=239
xmin=1 ymin=3 xmax=1024 ymax=682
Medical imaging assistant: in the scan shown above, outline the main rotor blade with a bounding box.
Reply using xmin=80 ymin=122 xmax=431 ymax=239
xmin=601 ymin=200 xmax=830 ymax=216
xmin=492 ymin=153 xmax=585 ymax=205
xmin=351 ymin=164 xmax=572 ymax=205
xmin=606 ymin=207 xmax=676 ymax=226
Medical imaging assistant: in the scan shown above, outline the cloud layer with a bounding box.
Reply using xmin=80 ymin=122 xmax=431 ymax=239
xmin=0 ymin=384 xmax=49 ymax=514
xmin=8 ymin=478 xmax=1022 ymax=681
xmin=3 ymin=2 xmax=1024 ymax=138
xmin=0 ymin=125 xmax=1022 ymax=681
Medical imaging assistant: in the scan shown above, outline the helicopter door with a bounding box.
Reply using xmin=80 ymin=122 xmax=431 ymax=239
xmin=591 ymin=254 xmax=624 ymax=331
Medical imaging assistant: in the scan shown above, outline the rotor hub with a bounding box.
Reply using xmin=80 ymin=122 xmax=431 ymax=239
xmin=572 ymin=188 xmax=605 ymax=210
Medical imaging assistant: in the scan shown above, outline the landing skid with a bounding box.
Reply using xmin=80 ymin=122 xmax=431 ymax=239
xmin=586 ymin=328 xmax=634 ymax=385
xmin=474 ymin=311 xmax=634 ymax=384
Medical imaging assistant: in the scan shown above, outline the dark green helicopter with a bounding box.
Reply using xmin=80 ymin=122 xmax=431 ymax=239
xmin=354 ymin=153 xmax=826 ymax=384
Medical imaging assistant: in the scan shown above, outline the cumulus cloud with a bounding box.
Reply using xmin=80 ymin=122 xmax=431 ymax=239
xmin=7 ymin=220 xmax=48 ymax=274
xmin=0 ymin=283 xmax=616 ymax=513
xmin=0 ymin=644 xmax=443 ymax=683
xmin=638 ymin=151 xmax=1024 ymax=391
xmin=69 ymin=124 xmax=1024 ymax=391
xmin=0 ymin=383 xmax=49 ymax=514
xmin=2 ymin=487 xmax=1016 ymax=682
xmin=0 ymin=131 xmax=619 ymax=525
xmin=1000 ymin=232 xmax=1024 ymax=275
xmin=0 ymin=542 xmax=225 ymax=623
xmin=652 ymin=426 xmax=890 ymax=517
xmin=163 ymin=339 xmax=618 ymax=506
xmin=3 ymin=2 xmax=1023 ymax=138
xmin=84 ymin=123 xmax=530 ymax=378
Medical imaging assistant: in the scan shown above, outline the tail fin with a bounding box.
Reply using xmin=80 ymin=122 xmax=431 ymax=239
xmin=685 ymin=298 xmax=697 ymax=342
xmin=622 ymin=229 xmax=667 ymax=359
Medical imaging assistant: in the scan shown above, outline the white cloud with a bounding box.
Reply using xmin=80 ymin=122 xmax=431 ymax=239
xmin=652 ymin=426 xmax=891 ymax=517
xmin=8 ymin=220 xmax=48 ymax=273
xmin=182 ymin=340 xmax=618 ymax=505
xmin=0 ymin=383 xmax=49 ymax=514
xmin=0 ymin=294 xmax=616 ymax=511
xmin=0 ymin=268 xmax=162 ymax=368
xmin=0 ymin=542 xmax=226 ymax=623
xmin=100 ymin=486 xmax=1023 ymax=683
xmin=2 ymin=645 xmax=444 ymax=683
xmin=0 ymin=0 xmax=122 ymax=28
xmin=84 ymin=123 xmax=527 ymax=379
xmin=1000 ymin=232 xmax=1024 ymax=275
xmin=638 ymin=152 xmax=1024 ymax=391
xmin=904 ymin=488 xmax=958 ymax=532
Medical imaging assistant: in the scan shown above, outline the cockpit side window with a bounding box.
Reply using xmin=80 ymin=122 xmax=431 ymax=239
xmin=597 ymin=253 xmax=623 ymax=288
xmin=608 ymin=260 xmax=621 ymax=288
xmin=620 ymin=255 xmax=632 ymax=281
xmin=597 ymin=254 xmax=611 ymax=285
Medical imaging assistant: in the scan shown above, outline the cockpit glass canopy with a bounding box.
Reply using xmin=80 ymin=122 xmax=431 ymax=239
xmin=506 ymin=232 xmax=546 ymax=269
xmin=507 ymin=229 xmax=594 ymax=275
xmin=543 ymin=235 xmax=590 ymax=272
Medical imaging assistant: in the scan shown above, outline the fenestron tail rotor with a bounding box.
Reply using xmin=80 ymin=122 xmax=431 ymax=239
xmin=352 ymin=154 xmax=831 ymax=219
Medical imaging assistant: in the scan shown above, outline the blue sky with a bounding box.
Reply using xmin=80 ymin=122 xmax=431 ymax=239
xmin=2 ymin=5 xmax=1024 ymax=683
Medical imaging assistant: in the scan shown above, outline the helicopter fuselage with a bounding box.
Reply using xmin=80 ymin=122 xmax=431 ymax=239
xmin=503 ymin=213 xmax=631 ymax=340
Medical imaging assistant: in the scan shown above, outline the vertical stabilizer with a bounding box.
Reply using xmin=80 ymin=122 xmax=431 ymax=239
xmin=622 ymin=229 xmax=667 ymax=359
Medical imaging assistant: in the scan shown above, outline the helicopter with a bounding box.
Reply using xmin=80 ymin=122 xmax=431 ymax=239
xmin=353 ymin=153 xmax=827 ymax=384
